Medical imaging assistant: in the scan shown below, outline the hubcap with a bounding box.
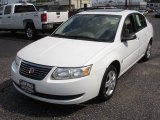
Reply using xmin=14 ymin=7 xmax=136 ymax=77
xmin=146 ymin=44 xmax=151 ymax=58
xmin=105 ymin=70 xmax=116 ymax=96
xmin=26 ymin=28 xmax=33 ymax=38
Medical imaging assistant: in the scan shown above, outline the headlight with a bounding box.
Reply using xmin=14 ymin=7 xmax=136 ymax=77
xmin=52 ymin=65 xmax=92 ymax=80
xmin=15 ymin=56 xmax=21 ymax=66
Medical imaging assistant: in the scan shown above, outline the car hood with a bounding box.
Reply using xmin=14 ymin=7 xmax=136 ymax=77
xmin=18 ymin=36 xmax=111 ymax=67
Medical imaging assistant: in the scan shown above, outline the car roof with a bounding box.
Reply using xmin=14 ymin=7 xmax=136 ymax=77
xmin=78 ymin=9 xmax=139 ymax=16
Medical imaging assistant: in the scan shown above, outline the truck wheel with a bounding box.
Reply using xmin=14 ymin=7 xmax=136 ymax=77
xmin=98 ymin=65 xmax=118 ymax=101
xmin=25 ymin=25 xmax=38 ymax=40
xmin=11 ymin=31 xmax=17 ymax=34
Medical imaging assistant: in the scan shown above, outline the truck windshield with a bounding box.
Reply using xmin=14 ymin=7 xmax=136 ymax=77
xmin=52 ymin=14 xmax=121 ymax=42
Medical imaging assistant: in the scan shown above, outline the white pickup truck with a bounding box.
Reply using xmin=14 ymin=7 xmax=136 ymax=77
xmin=0 ymin=3 xmax=68 ymax=39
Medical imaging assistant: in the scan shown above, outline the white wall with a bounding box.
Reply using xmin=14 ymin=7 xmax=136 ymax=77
xmin=59 ymin=0 xmax=91 ymax=9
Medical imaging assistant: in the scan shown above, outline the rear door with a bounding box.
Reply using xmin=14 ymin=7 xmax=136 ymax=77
xmin=119 ymin=14 xmax=140 ymax=72
xmin=12 ymin=5 xmax=37 ymax=29
xmin=133 ymin=13 xmax=148 ymax=57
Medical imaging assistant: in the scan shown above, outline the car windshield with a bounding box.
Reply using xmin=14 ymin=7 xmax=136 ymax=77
xmin=52 ymin=14 xmax=121 ymax=42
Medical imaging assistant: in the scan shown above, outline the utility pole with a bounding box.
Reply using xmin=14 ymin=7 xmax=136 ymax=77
xmin=69 ymin=0 xmax=71 ymax=11
xmin=125 ymin=0 xmax=128 ymax=9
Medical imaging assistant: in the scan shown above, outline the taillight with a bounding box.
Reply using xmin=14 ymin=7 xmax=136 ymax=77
xmin=41 ymin=13 xmax=47 ymax=22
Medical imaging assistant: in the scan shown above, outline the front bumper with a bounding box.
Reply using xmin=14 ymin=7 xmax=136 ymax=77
xmin=11 ymin=61 xmax=103 ymax=104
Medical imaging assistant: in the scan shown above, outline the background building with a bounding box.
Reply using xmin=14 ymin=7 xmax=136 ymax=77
xmin=29 ymin=0 xmax=91 ymax=9
xmin=147 ymin=0 xmax=160 ymax=9
xmin=93 ymin=0 xmax=147 ymax=9
xmin=59 ymin=0 xmax=91 ymax=9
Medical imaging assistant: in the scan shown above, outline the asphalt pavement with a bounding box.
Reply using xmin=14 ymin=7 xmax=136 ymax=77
xmin=0 ymin=15 xmax=160 ymax=120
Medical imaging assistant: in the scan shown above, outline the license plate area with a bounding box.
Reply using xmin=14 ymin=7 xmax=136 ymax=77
xmin=20 ymin=80 xmax=35 ymax=94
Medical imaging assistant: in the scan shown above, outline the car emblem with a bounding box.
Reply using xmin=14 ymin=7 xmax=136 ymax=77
xmin=29 ymin=68 xmax=35 ymax=74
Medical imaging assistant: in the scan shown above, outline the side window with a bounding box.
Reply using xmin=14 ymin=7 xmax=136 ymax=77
xmin=15 ymin=5 xmax=36 ymax=13
xmin=0 ymin=7 xmax=3 ymax=15
xmin=134 ymin=14 xmax=147 ymax=31
xmin=4 ymin=5 xmax=12 ymax=15
xmin=122 ymin=15 xmax=135 ymax=37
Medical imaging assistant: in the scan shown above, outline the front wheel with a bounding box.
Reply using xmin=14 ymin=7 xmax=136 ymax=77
xmin=25 ymin=25 xmax=38 ymax=40
xmin=98 ymin=65 xmax=118 ymax=101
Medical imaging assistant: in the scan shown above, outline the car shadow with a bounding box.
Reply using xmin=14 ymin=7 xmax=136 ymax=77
xmin=0 ymin=31 xmax=48 ymax=41
xmin=0 ymin=79 xmax=87 ymax=118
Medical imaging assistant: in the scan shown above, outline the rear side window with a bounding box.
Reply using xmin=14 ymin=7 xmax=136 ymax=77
xmin=134 ymin=14 xmax=147 ymax=31
xmin=14 ymin=5 xmax=36 ymax=13
xmin=4 ymin=5 xmax=11 ymax=15
xmin=0 ymin=7 xmax=3 ymax=15
xmin=36 ymin=5 xmax=66 ymax=12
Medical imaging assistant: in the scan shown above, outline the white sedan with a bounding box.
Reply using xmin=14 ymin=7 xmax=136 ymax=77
xmin=11 ymin=9 xmax=153 ymax=104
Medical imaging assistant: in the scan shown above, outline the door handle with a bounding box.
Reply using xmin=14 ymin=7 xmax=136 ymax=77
xmin=8 ymin=16 xmax=11 ymax=18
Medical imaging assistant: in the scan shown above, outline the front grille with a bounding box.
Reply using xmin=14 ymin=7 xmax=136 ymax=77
xmin=19 ymin=61 xmax=52 ymax=80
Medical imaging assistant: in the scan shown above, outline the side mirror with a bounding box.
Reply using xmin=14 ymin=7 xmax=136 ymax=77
xmin=121 ymin=33 xmax=137 ymax=42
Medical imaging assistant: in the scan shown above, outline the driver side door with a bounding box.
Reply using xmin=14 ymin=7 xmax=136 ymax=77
xmin=119 ymin=14 xmax=140 ymax=73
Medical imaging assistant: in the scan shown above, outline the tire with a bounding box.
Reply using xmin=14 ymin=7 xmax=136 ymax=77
xmin=141 ymin=42 xmax=152 ymax=62
xmin=25 ymin=24 xmax=38 ymax=40
xmin=98 ymin=65 xmax=118 ymax=101
xmin=11 ymin=31 xmax=17 ymax=34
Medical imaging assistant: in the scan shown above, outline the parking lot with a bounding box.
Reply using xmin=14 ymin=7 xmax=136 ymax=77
xmin=0 ymin=14 xmax=160 ymax=120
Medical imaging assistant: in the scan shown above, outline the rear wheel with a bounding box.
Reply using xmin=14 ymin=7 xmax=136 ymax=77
xmin=98 ymin=65 xmax=118 ymax=101
xmin=11 ymin=31 xmax=17 ymax=34
xmin=25 ymin=24 xmax=38 ymax=40
xmin=141 ymin=42 xmax=152 ymax=61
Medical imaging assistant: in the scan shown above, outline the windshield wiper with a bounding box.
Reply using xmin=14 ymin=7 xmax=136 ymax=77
xmin=52 ymin=34 xmax=66 ymax=38
xmin=65 ymin=35 xmax=97 ymax=41
xmin=52 ymin=34 xmax=97 ymax=41
xmin=52 ymin=34 xmax=113 ymax=42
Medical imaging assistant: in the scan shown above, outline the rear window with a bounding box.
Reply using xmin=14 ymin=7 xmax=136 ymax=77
xmin=14 ymin=5 xmax=36 ymax=13
xmin=36 ymin=5 xmax=66 ymax=12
